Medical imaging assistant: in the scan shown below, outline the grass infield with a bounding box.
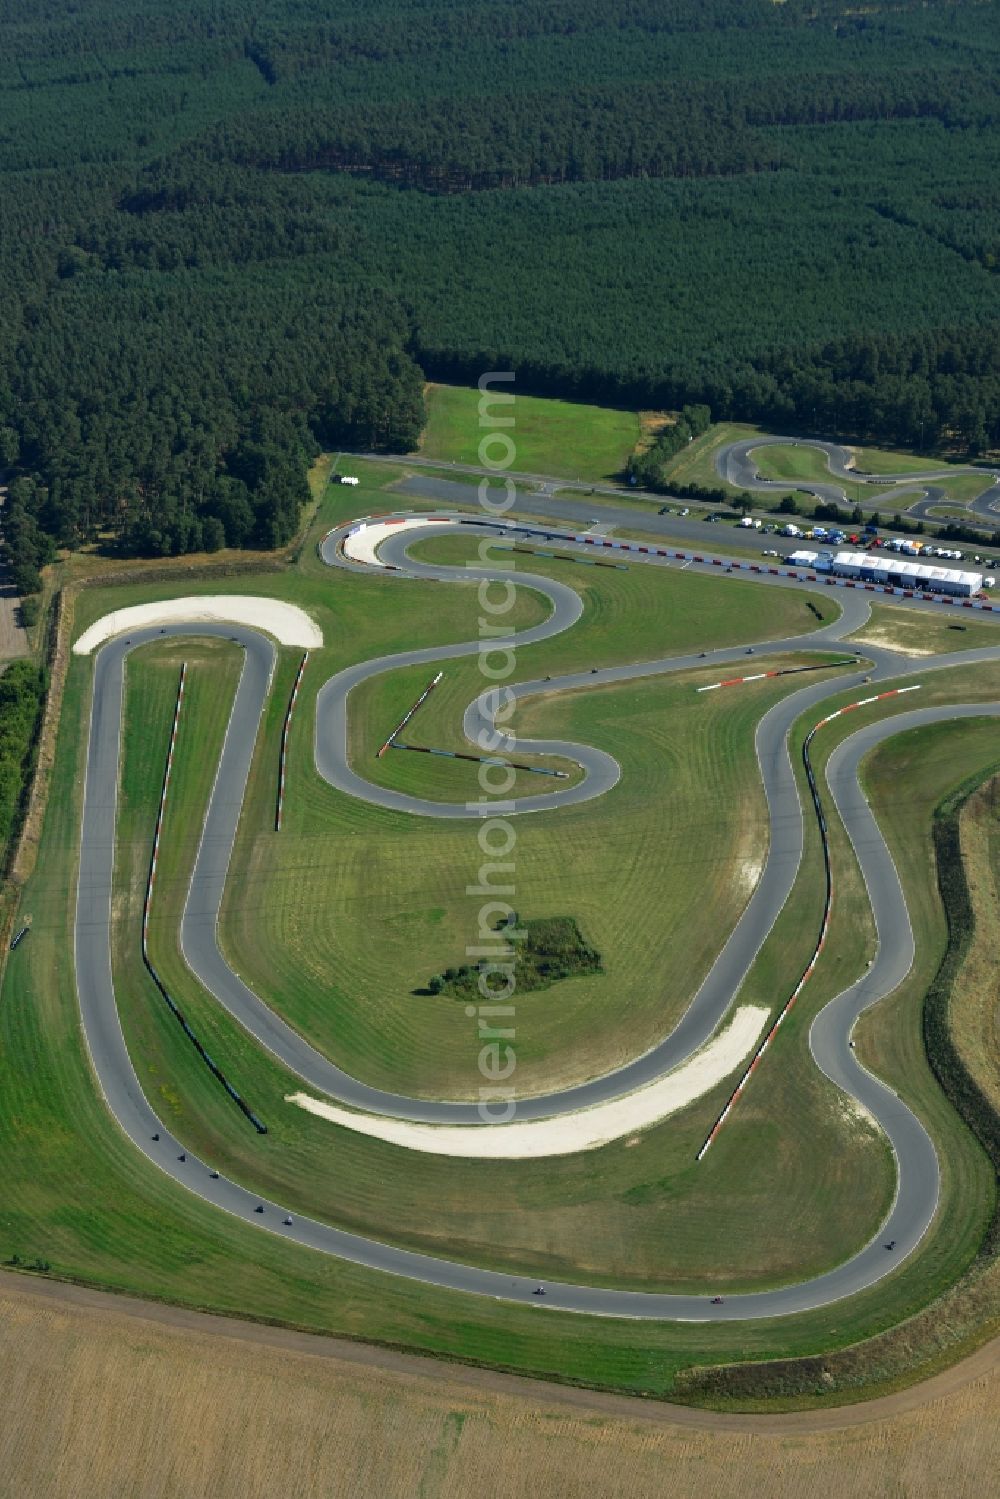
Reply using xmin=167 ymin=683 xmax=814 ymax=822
xmin=1 ymin=464 xmax=999 ymax=1402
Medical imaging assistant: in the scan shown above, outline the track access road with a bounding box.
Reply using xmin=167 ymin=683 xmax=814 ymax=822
xmin=73 ymin=518 xmax=1000 ymax=1319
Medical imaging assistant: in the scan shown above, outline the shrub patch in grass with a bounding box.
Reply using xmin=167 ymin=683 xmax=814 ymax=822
xmin=419 ymin=915 xmax=602 ymax=999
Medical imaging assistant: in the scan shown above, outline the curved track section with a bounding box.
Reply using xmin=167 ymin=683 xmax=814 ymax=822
xmin=716 ymin=435 xmax=1000 ymax=525
xmin=175 ymin=519 xmax=886 ymax=1123
xmin=73 ymin=522 xmax=1000 ymax=1318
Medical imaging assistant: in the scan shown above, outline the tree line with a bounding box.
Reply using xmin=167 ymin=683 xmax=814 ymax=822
xmin=1 ymin=0 xmax=999 ymax=588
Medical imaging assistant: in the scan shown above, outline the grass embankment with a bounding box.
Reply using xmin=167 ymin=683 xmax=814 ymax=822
xmin=675 ymin=738 xmax=1000 ymax=1409
xmin=940 ymin=776 xmax=1000 ymax=1143
xmin=658 ymin=421 xmax=761 ymax=490
xmin=418 ymin=383 xmax=640 ymax=484
xmin=854 ymin=446 xmax=952 ymax=476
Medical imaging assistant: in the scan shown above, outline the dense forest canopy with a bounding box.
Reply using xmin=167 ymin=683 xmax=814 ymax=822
xmin=2 ymin=0 xmax=1000 ymax=571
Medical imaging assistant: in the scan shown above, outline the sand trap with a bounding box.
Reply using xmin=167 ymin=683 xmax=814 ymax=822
xmin=286 ymin=1004 xmax=770 ymax=1158
xmin=849 ymin=628 xmax=936 ymax=658
xmin=343 ymin=516 xmax=449 ymax=567
xmin=73 ymin=596 xmax=323 ymax=655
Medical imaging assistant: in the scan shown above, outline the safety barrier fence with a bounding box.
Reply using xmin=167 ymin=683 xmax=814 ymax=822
xmin=377 ymin=671 xmax=443 ymax=758
xmin=461 ymin=519 xmax=998 ymax=611
xmin=338 ymin=514 xmax=997 ymax=610
xmin=694 ymin=683 xmax=922 ymax=1160
xmin=275 ymin=651 xmax=309 ymax=831
xmin=696 ymin=659 xmax=858 ymax=693
xmin=143 ymin=663 xmax=267 ymax=1134
xmin=389 ymin=740 xmax=568 ymax=777
xmin=495 ymin=543 xmax=628 ymax=571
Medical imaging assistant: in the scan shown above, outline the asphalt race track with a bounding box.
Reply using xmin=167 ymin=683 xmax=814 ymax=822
xmin=345 ymin=442 xmax=1000 ymax=542
xmin=716 ymin=434 xmax=1000 ymax=527
xmin=73 ymin=517 xmax=1000 ymax=1320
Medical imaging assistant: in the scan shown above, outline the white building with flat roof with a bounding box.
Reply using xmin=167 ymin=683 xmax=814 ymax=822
xmin=833 ymin=551 xmax=982 ymax=597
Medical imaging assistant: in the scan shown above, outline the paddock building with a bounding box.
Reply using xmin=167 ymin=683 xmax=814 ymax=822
xmin=832 ymin=550 xmax=983 ymax=597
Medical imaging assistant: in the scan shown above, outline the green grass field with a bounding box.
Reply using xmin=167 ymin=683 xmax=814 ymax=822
xmin=849 ymin=605 xmax=1000 ymax=657
xmin=752 ymin=444 xmax=844 ymax=487
xmin=855 ymin=446 xmax=976 ymax=476
xmin=350 ymin=530 xmax=836 ymax=804
xmin=2 ymin=460 xmax=1000 ymax=1402
xmin=96 ymin=627 xmax=1000 ymax=1311
xmin=658 ymin=420 xmax=762 ymax=491
xmin=418 ymin=383 xmax=640 ymax=483
xmin=110 ymin=643 xmax=895 ymax=1292
xmin=751 ymin=444 xmax=995 ymax=516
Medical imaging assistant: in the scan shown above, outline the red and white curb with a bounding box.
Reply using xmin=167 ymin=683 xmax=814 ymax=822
xmin=699 ymin=671 xmax=773 ymax=691
xmin=276 ymin=651 xmax=309 ymax=831
xmin=332 ymin=514 xmax=998 ymax=610
xmin=696 ymin=660 xmax=857 ymax=693
xmin=376 ymin=670 xmax=443 ymax=758
xmin=498 ymin=526 xmax=996 ymax=611
xmin=695 ymin=682 xmax=921 ymax=1160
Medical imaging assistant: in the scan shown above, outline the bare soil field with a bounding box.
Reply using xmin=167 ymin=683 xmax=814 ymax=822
xmin=3 ymin=1273 xmax=1000 ymax=1499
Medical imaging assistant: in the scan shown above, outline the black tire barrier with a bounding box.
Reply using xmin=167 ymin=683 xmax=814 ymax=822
xmin=276 ymin=652 xmax=309 ymax=831
xmin=143 ymin=663 xmax=267 ymax=1134
xmin=389 ymin=740 xmax=569 ymax=778
xmin=695 ymin=685 xmax=920 ymax=1159
xmin=376 ymin=670 xmax=442 ymax=758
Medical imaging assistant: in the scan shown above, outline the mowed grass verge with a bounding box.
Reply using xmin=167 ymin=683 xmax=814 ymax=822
xmin=0 ymin=463 xmax=997 ymax=1398
xmin=122 ymin=643 xmax=893 ymax=1292
xmin=753 ymin=444 xmax=995 ymax=512
xmin=220 ymin=538 xmax=841 ymax=1096
xmin=107 ymin=637 xmax=999 ymax=1311
xmin=418 ymin=383 xmax=640 ymax=483
xmin=354 ymin=534 xmax=837 ymax=804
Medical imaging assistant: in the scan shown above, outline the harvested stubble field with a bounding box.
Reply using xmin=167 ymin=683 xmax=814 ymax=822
xmin=4 ymin=1274 xmax=1000 ymax=1499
